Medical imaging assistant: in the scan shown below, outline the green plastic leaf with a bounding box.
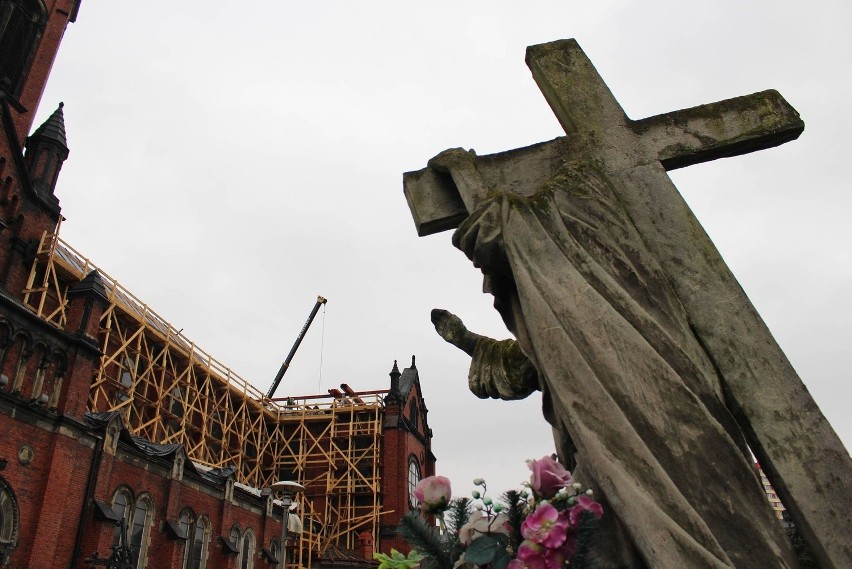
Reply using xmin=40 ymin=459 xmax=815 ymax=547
xmin=373 ymin=548 xmax=425 ymax=569
xmin=464 ymin=536 xmax=504 ymax=565
xmin=491 ymin=548 xmax=511 ymax=569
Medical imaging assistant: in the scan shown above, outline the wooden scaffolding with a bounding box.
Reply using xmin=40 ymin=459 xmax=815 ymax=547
xmin=275 ymin=392 xmax=385 ymax=552
xmin=21 ymin=229 xmax=388 ymax=564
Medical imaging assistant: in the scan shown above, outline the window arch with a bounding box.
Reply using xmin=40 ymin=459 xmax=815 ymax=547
xmin=111 ymin=487 xmax=133 ymax=542
xmin=0 ymin=477 xmax=20 ymax=563
xmin=43 ymin=351 xmax=66 ymax=409
xmin=170 ymin=387 xmax=184 ymax=418
xmin=407 ymin=455 xmax=421 ymax=510
xmin=229 ymin=525 xmax=241 ymax=561
xmin=119 ymin=355 xmax=135 ymax=388
xmin=130 ymin=495 xmax=153 ymax=568
xmin=192 ymin=515 xmax=210 ymax=569
xmin=240 ymin=528 xmax=256 ymax=569
xmin=268 ymin=537 xmax=281 ymax=566
xmin=111 ymin=487 xmax=154 ymax=569
xmin=179 ymin=510 xmax=209 ymax=569
xmin=22 ymin=341 xmax=46 ymax=400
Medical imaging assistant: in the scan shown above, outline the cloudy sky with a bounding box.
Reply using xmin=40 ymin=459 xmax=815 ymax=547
xmin=37 ymin=1 xmax=850 ymax=495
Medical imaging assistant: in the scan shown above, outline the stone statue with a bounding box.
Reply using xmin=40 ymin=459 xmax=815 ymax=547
xmin=429 ymin=159 xmax=796 ymax=568
xmin=406 ymin=40 xmax=852 ymax=568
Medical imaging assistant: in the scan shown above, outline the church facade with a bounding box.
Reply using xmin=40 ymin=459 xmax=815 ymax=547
xmin=0 ymin=2 xmax=435 ymax=568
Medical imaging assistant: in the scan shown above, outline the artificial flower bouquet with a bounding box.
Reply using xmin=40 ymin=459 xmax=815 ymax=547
xmin=376 ymin=456 xmax=603 ymax=569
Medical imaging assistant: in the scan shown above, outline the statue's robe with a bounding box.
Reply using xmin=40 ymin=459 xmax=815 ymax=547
xmin=456 ymin=162 xmax=797 ymax=568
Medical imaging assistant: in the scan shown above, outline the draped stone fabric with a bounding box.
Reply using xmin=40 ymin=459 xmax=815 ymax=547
xmin=453 ymin=162 xmax=797 ymax=568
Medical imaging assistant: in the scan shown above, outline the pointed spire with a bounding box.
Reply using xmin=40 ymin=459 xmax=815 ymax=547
xmin=24 ymin=102 xmax=70 ymax=196
xmin=388 ymin=360 xmax=401 ymax=397
xmin=29 ymin=102 xmax=68 ymax=150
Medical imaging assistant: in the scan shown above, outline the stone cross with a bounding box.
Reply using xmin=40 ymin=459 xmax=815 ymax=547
xmin=405 ymin=39 xmax=851 ymax=568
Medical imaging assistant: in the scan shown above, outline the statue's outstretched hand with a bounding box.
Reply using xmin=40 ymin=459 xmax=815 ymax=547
xmin=432 ymin=309 xmax=539 ymax=400
xmin=431 ymin=308 xmax=478 ymax=356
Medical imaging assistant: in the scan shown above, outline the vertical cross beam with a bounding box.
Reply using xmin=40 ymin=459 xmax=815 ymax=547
xmin=527 ymin=41 xmax=849 ymax=569
xmin=404 ymin=39 xmax=851 ymax=568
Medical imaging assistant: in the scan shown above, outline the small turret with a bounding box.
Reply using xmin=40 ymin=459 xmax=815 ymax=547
xmin=388 ymin=360 xmax=401 ymax=397
xmin=24 ymin=102 xmax=69 ymax=197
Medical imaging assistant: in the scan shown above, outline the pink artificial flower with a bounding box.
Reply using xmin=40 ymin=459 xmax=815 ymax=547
xmin=459 ymin=512 xmax=511 ymax=545
xmin=521 ymin=503 xmax=570 ymax=549
xmin=512 ymin=541 xmax=547 ymax=569
xmin=542 ymin=542 xmax=572 ymax=569
xmin=527 ymin=456 xmax=572 ymax=499
xmin=568 ymin=494 xmax=604 ymax=526
xmin=414 ymin=476 xmax=452 ymax=514
xmin=513 ymin=539 xmax=572 ymax=569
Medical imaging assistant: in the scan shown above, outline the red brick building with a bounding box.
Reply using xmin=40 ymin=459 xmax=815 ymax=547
xmin=0 ymin=3 xmax=436 ymax=568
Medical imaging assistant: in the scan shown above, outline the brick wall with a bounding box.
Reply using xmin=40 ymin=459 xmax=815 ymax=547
xmin=0 ymin=409 xmax=286 ymax=569
xmin=7 ymin=0 xmax=79 ymax=145
xmin=0 ymin=403 xmax=93 ymax=568
xmin=380 ymin=376 xmax=436 ymax=555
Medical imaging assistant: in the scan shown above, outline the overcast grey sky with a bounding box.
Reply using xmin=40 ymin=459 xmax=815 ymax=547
xmin=37 ymin=1 xmax=850 ymax=495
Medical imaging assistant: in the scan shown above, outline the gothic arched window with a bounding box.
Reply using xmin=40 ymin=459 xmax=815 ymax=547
xmin=408 ymin=455 xmax=421 ymax=510
xmin=111 ymin=487 xmax=153 ymax=569
xmin=168 ymin=386 xmax=184 ymax=434
xmin=129 ymin=495 xmax=153 ymax=568
xmin=240 ymin=528 xmax=255 ymax=569
xmin=268 ymin=538 xmax=281 ymax=566
xmin=179 ymin=510 xmax=209 ymax=569
xmin=112 ymin=487 xmax=132 ymax=542
xmin=229 ymin=525 xmax=241 ymax=563
xmin=119 ymin=355 xmax=136 ymax=389
xmin=0 ymin=0 xmax=47 ymax=98
xmin=0 ymin=477 xmax=20 ymax=563
xmin=170 ymin=387 xmax=184 ymax=418
xmin=191 ymin=515 xmax=210 ymax=569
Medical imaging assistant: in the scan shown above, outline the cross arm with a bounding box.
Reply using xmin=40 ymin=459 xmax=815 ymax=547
xmin=403 ymin=160 xmax=468 ymax=237
xmin=403 ymin=138 xmax=571 ymax=236
xmin=634 ymin=89 xmax=804 ymax=171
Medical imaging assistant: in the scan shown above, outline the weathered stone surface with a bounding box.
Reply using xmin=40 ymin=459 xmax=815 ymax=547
xmin=407 ymin=38 xmax=851 ymax=568
xmin=405 ymin=101 xmax=803 ymax=234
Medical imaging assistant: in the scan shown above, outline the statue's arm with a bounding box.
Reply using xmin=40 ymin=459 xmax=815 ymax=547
xmin=431 ymin=309 xmax=483 ymax=356
xmin=431 ymin=309 xmax=539 ymax=400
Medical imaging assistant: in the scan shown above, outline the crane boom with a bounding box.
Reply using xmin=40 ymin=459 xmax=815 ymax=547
xmin=266 ymin=295 xmax=327 ymax=399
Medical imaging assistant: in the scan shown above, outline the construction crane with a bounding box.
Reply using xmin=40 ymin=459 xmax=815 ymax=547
xmin=266 ymin=295 xmax=328 ymax=399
